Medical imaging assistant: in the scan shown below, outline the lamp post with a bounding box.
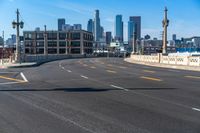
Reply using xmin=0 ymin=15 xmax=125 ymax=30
xmin=12 ymin=9 xmax=24 ymax=63
xmin=162 ymin=7 xmax=169 ymax=54
xmin=2 ymin=31 xmax=4 ymax=65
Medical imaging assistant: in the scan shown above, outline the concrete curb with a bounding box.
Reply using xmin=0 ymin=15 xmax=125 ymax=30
xmin=125 ymin=58 xmax=200 ymax=72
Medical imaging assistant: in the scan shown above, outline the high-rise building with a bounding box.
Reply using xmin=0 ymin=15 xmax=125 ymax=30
xmin=94 ymin=10 xmax=101 ymax=42
xmin=87 ymin=19 xmax=94 ymax=33
xmin=62 ymin=24 xmax=73 ymax=31
xmin=73 ymin=24 xmax=82 ymax=30
xmin=115 ymin=15 xmax=123 ymax=42
xmin=172 ymin=34 xmax=176 ymax=41
xmin=58 ymin=18 xmax=65 ymax=31
xmin=129 ymin=16 xmax=141 ymax=40
xmin=106 ymin=32 xmax=112 ymax=45
xmin=100 ymin=26 xmax=104 ymax=38
xmin=128 ymin=21 xmax=135 ymax=42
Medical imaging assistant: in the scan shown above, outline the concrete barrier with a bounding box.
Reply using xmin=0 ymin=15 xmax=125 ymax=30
xmin=130 ymin=54 xmax=200 ymax=67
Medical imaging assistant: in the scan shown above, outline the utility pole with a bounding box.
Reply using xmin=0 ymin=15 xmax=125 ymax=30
xmin=12 ymin=9 xmax=24 ymax=63
xmin=2 ymin=31 xmax=4 ymax=65
xmin=162 ymin=7 xmax=169 ymax=54
xmin=44 ymin=25 xmax=48 ymax=56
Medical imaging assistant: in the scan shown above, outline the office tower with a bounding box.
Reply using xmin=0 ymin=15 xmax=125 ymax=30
xmin=100 ymin=26 xmax=104 ymax=38
xmin=58 ymin=18 xmax=66 ymax=31
xmin=129 ymin=16 xmax=141 ymax=40
xmin=106 ymin=32 xmax=112 ymax=45
xmin=172 ymin=34 xmax=176 ymax=41
xmin=73 ymin=24 xmax=82 ymax=30
xmin=115 ymin=15 xmax=123 ymax=42
xmin=94 ymin=10 xmax=101 ymax=42
xmin=128 ymin=21 xmax=135 ymax=42
xmin=87 ymin=19 xmax=94 ymax=33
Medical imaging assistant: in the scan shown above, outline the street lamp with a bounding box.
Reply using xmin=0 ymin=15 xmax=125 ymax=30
xmin=12 ymin=9 xmax=24 ymax=63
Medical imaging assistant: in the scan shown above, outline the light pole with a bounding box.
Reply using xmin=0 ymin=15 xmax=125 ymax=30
xmin=2 ymin=31 xmax=4 ymax=65
xmin=12 ymin=9 xmax=24 ymax=63
xmin=162 ymin=7 xmax=169 ymax=54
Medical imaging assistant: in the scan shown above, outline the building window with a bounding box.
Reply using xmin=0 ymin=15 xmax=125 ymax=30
xmin=48 ymin=41 xmax=57 ymax=47
xmin=59 ymin=41 xmax=66 ymax=47
xmin=37 ymin=48 xmax=44 ymax=54
xmin=37 ymin=33 xmax=44 ymax=40
xmin=37 ymin=42 xmax=44 ymax=47
xmin=48 ymin=48 xmax=57 ymax=54
xmin=59 ymin=33 xmax=66 ymax=40
xmin=72 ymin=33 xmax=80 ymax=40
xmin=71 ymin=48 xmax=80 ymax=54
xmin=71 ymin=41 xmax=80 ymax=47
xmin=48 ymin=32 xmax=57 ymax=40
xmin=59 ymin=49 xmax=66 ymax=54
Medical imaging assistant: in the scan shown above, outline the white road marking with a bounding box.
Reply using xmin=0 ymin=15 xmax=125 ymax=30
xmin=0 ymin=82 xmax=23 ymax=85
xmin=110 ymin=85 xmax=128 ymax=91
xmin=20 ymin=72 xmax=28 ymax=82
xmin=192 ymin=108 xmax=200 ymax=112
xmin=67 ymin=70 xmax=72 ymax=73
xmin=80 ymin=75 xmax=89 ymax=79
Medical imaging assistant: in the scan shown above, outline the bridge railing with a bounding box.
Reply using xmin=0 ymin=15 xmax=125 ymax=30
xmin=130 ymin=54 xmax=200 ymax=67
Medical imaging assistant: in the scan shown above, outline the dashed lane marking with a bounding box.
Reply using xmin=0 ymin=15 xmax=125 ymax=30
xmin=184 ymin=76 xmax=200 ymax=79
xmin=143 ymin=70 xmax=155 ymax=73
xmin=83 ymin=64 xmax=88 ymax=67
xmin=140 ymin=76 xmax=162 ymax=82
xmin=67 ymin=70 xmax=72 ymax=73
xmin=90 ymin=66 xmax=96 ymax=69
xmin=119 ymin=66 xmax=127 ymax=69
xmin=110 ymin=85 xmax=129 ymax=91
xmin=192 ymin=108 xmax=200 ymax=112
xmin=80 ymin=75 xmax=89 ymax=79
xmin=106 ymin=70 xmax=117 ymax=74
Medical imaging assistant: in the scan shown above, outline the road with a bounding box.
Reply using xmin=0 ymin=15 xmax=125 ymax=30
xmin=0 ymin=58 xmax=200 ymax=133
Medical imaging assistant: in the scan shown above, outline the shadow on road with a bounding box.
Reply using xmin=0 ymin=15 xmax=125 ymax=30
xmin=0 ymin=88 xmax=117 ymax=92
xmin=0 ymin=87 xmax=176 ymax=92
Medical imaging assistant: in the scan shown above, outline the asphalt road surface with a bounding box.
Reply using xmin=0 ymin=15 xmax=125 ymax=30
xmin=0 ymin=58 xmax=200 ymax=133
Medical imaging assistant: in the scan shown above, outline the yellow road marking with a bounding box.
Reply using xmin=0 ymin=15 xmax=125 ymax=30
xmin=140 ymin=76 xmax=162 ymax=82
xmin=106 ymin=70 xmax=117 ymax=74
xmin=185 ymin=76 xmax=200 ymax=79
xmin=0 ymin=75 xmax=26 ymax=83
xmin=143 ymin=70 xmax=155 ymax=73
xmin=90 ymin=66 xmax=96 ymax=69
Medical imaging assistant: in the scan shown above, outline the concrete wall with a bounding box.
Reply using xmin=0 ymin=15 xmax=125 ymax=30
xmin=130 ymin=54 xmax=200 ymax=67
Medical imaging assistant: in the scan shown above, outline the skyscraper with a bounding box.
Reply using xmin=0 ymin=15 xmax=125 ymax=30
xmin=172 ymin=34 xmax=176 ymax=41
xmin=129 ymin=16 xmax=141 ymax=40
xmin=94 ymin=10 xmax=101 ymax=42
xmin=58 ymin=18 xmax=65 ymax=31
xmin=87 ymin=19 xmax=94 ymax=33
xmin=128 ymin=21 xmax=135 ymax=42
xmin=106 ymin=32 xmax=112 ymax=45
xmin=115 ymin=15 xmax=123 ymax=42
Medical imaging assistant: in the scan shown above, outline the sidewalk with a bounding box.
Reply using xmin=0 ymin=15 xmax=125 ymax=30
xmin=0 ymin=62 xmax=37 ymax=69
xmin=125 ymin=58 xmax=200 ymax=72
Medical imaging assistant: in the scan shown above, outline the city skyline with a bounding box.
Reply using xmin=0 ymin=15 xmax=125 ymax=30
xmin=0 ymin=0 xmax=200 ymax=40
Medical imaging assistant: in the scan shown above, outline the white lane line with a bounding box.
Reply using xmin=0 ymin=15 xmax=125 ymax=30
xmin=192 ymin=108 xmax=200 ymax=112
xmin=110 ymin=85 xmax=128 ymax=91
xmin=67 ymin=70 xmax=72 ymax=73
xmin=0 ymin=82 xmax=23 ymax=85
xmin=62 ymin=67 xmax=65 ymax=69
xmin=80 ymin=75 xmax=89 ymax=79
xmin=20 ymin=72 xmax=28 ymax=82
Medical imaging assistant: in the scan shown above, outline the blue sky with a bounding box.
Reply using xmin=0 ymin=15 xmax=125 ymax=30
xmin=0 ymin=0 xmax=200 ymax=40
